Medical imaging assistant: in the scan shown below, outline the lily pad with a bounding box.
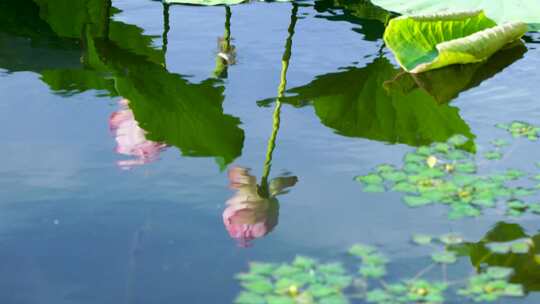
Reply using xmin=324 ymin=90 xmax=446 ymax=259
xmin=383 ymin=11 xmax=527 ymax=73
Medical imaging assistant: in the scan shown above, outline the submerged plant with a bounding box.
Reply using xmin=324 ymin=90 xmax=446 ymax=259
xmin=356 ymin=123 xmax=540 ymax=219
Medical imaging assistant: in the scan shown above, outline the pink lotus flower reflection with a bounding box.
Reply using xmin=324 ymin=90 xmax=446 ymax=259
xmin=109 ymin=99 xmax=167 ymax=169
xmin=223 ymin=166 xmax=297 ymax=247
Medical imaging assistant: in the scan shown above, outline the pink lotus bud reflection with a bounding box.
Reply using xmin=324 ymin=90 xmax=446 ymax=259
xmin=109 ymin=99 xmax=167 ymax=169
xmin=223 ymin=166 xmax=297 ymax=247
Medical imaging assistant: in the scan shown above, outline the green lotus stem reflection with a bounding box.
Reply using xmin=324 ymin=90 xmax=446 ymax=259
xmin=260 ymin=3 xmax=298 ymax=193
xmin=213 ymin=6 xmax=233 ymax=78
xmin=162 ymin=2 xmax=170 ymax=62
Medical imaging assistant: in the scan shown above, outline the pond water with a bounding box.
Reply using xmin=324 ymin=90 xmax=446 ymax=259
xmin=1 ymin=0 xmax=540 ymax=303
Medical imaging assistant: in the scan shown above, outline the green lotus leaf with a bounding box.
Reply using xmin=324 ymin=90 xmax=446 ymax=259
xmin=165 ymin=0 xmax=246 ymax=6
xmin=371 ymin=0 xmax=540 ymax=31
xmin=383 ymin=11 xmax=528 ymax=73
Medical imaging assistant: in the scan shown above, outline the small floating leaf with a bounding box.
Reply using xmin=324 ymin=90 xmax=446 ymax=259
xmin=308 ymin=284 xmax=337 ymax=298
xmin=455 ymin=162 xmax=476 ymax=173
xmin=412 ymin=234 xmax=433 ymax=245
xmin=363 ymin=184 xmax=386 ymax=192
xmin=431 ymin=251 xmax=458 ymax=264
xmin=250 ymin=263 xmax=276 ymax=275
xmin=404 ymin=195 xmax=433 ymax=207
xmin=235 ymin=291 xmax=266 ymax=304
xmin=439 ymin=233 xmax=464 ymax=245
xmin=381 ymin=170 xmax=408 ymax=182
xmin=447 ymin=134 xmax=469 ymax=146
xmin=486 ymin=267 xmax=514 ymax=279
xmin=349 ymin=244 xmax=375 ymax=258
xmin=376 ymin=164 xmax=396 ymax=173
xmin=392 ymin=182 xmax=418 ymax=193
xmin=356 ymin=174 xmax=384 ymax=185
xmin=529 ymin=203 xmax=540 ymax=214
xmin=505 ymin=169 xmax=525 ymax=180
xmin=242 ymin=279 xmax=274 ymax=294
xmin=484 ymin=151 xmax=502 ymax=160
xmin=490 ymin=139 xmax=509 ymax=147
xmin=293 ymin=256 xmax=316 ymax=269
xmin=511 ymin=241 xmax=530 ymax=254
xmin=318 ymin=263 xmax=346 ymax=275
xmin=359 ymin=264 xmax=386 ymax=278
xmin=487 ymin=243 xmax=511 ymax=254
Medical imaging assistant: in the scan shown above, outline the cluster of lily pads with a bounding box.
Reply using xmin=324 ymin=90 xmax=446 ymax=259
xmin=234 ymin=256 xmax=351 ymax=304
xmin=234 ymin=232 xmax=526 ymax=303
xmin=356 ymin=122 xmax=540 ymax=219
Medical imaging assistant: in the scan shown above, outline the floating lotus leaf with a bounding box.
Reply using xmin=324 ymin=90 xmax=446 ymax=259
xmin=383 ymin=11 xmax=528 ymax=73
xmin=371 ymin=0 xmax=540 ymax=31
